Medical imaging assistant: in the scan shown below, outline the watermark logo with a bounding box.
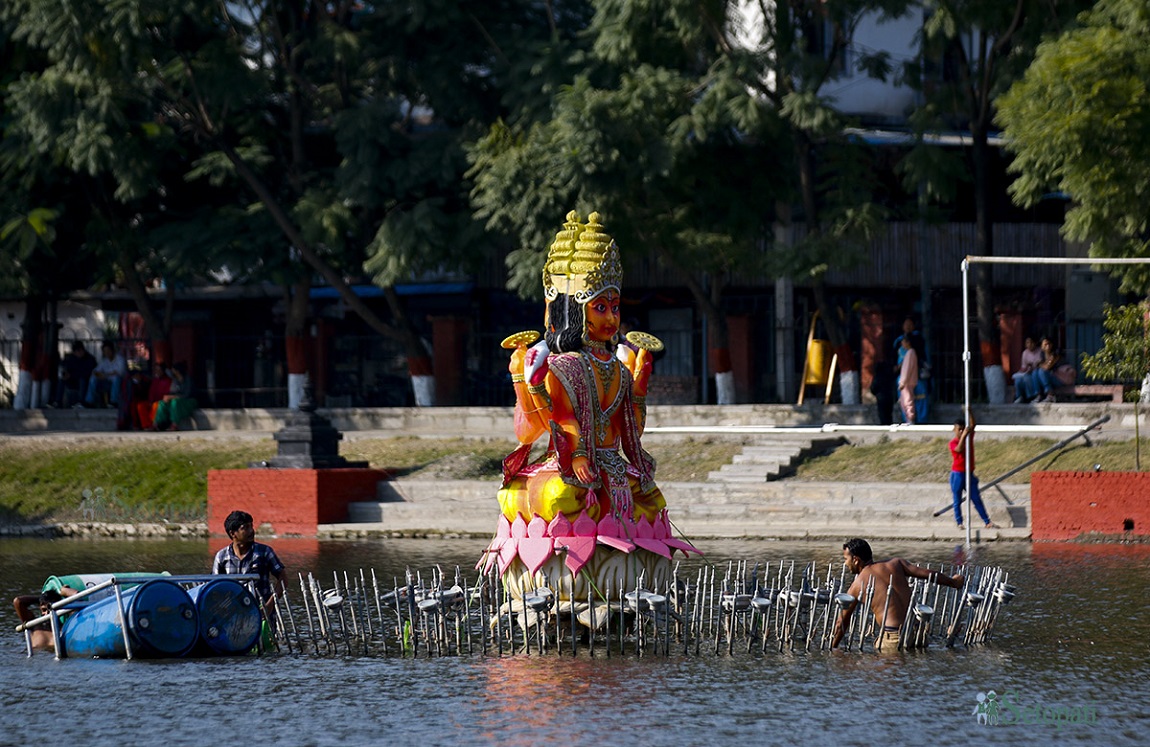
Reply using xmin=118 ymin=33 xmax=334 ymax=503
xmin=972 ymin=690 xmax=1098 ymax=728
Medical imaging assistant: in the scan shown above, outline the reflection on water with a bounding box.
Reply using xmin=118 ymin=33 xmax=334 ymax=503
xmin=2 ymin=537 xmax=1147 ymax=745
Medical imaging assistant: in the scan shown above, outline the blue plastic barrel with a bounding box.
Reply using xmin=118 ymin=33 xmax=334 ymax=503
xmin=42 ymin=573 xmax=171 ymax=609
xmin=60 ymin=579 xmax=198 ymax=658
xmin=187 ymin=579 xmax=262 ymax=655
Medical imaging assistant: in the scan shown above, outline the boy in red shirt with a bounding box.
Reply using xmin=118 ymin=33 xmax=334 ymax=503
xmin=949 ymin=409 xmax=998 ymax=530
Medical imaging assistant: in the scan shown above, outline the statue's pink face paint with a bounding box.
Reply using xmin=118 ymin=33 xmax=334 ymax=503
xmin=585 ymin=290 xmax=620 ymax=343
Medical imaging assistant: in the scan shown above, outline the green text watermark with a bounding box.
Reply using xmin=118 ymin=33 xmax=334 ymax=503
xmin=972 ymin=690 xmax=1097 ymax=728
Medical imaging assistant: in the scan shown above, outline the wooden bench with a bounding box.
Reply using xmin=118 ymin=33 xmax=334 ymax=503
xmin=1052 ymin=384 xmax=1125 ymax=403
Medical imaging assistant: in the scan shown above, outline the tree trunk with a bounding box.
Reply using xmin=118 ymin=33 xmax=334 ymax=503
xmin=384 ymin=287 xmax=434 ymax=406
xmin=645 ymin=239 xmax=731 ymax=404
xmin=971 ymin=132 xmax=1005 ymax=403
xmin=218 ymin=142 xmax=437 ymax=404
xmin=13 ymin=296 xmax=44 ymax=410
xmin=285 ymin=277 xmax=311 ymax=409
xmin=797 ymin=134 xmax=858 ymax=404
xmin=707 ymin=278 xmax=736 ymax=405
xmin=116 ymin=244 xmax=172 ymax=364
xmin=33 ymin=298 xmax=60 ymax=408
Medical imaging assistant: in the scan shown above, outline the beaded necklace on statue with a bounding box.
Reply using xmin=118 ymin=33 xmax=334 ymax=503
xmin=584 ymin=350 xmax=624 ymax=445
xmin=587 ymin=350 xmax=616 ymax=396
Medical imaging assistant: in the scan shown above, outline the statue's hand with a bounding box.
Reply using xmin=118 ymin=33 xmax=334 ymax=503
xmin=572 ymin=456 xmax=593 ymax=484
xmin=508 ymin=346 xmax=527 ymax=377
xmin=632 ymin=349 xmax=653 ymax=396
xmin=526 ymin=345 xmax=550 ymax=386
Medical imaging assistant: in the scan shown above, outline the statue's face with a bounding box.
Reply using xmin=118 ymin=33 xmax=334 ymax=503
xmin=585 ymin=290 xmax=620 ymax=344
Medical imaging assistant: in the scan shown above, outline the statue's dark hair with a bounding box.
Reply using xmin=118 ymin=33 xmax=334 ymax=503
xmin=842 ymin=538 xmax=873 ymax=564
xmin=544 ymin=293 xmax=622 ymax=354
xmin=544 ymin=295 xmax=586 ymax=354
xmin=225 ymin=510 xmax=254 ymax=536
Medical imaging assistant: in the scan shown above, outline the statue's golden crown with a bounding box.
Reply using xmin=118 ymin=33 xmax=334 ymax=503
xmin=542 ymin=211 xmax=623 ymax=303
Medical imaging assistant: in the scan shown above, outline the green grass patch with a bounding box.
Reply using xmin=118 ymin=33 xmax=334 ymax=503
xmin=795 ymin=436 xmax=1150 ymax=484
xmin=0 ymin=440 xmax=274 ymax=523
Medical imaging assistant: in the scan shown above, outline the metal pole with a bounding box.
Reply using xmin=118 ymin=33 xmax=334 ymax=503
xmin=113 ymin=581 xmax=133 ymax=661
xmin=962 ymin=257 xmax=972 ymax=549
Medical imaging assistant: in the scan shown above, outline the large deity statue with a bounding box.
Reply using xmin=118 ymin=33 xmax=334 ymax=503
xmin=480 ymin=211 xmax=697 ymax=624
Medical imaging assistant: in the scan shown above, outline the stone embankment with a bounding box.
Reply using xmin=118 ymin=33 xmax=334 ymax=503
xmin=1 ymin=522 xmax=207 ymax=539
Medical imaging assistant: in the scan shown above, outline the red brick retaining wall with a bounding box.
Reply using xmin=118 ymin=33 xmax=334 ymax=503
xmin=1031 ymin=471 xmax=1150 ymax=541
xmin=208 ymin=468 xmax=387 ymax=537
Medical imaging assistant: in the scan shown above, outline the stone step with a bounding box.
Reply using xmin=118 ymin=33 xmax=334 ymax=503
xmin=708 ymin=465 xmax=782 ymax=482
xmin=340 ymin=478 xmax=1029 ymax=538
xmin=731 ymin=455 xmax=788 ymax=467
xmin=708 ymin=435 xmax=847 ymax=484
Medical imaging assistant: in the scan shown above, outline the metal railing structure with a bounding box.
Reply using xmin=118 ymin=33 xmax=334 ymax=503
xmin=956 ymin=255 xmax=1150 ymax=545
xmin=16 ymin=574 xmax=261 ymax=660
xmin=246 ymin=558 xmax=1014 ymax=659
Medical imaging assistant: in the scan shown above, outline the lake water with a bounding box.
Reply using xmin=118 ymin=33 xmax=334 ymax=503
xmin=2 ymin=537 xmax=1147 ymax=746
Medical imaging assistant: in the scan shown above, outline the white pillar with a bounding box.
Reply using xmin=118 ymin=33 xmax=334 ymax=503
xmin=13 ymin=370 xmax=32 ymax=410
xmin=983 ymin=365 xmax=1007 ymax=405
xmin=839 ymin=370 xmax=861 ymax=405
xmin=714 ymin=370 xmax=736 ymax=405
xmin=412 ymin=375 xmax=436 ymax=407
xmin=287 ymin=373 xmax=307 ymax=410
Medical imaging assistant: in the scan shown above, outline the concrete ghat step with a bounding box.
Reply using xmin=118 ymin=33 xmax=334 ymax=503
xmin=339 ymin=479 xmax=1029 ymax=539
xmin=709 ymin=436 xmax=847 ymax=484
xmin=735 ymin=447 xmax=813 ymax=459
xmin=731 ymin=450 xmax=795 ymax=461
xmin=708 ymin=468 xmax=782 ymax=480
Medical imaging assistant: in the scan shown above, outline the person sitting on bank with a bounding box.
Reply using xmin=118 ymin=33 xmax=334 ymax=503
xmin=135 ymin=362 xmax=171 ymax=430
xmin=60 ymin=341 xmax=97 ymax=408
xmin=831 ymin=538 xmax=964 ymax=650
xmin=13 ymin=586 xmax=77 ymax=653
xmin=1011 ymin=336 xmax=1043 ymax=403
xmin=151 ymin=361 xmax=195 ymax=431
xmin=86 ymin=341 xmax=127 ymax=408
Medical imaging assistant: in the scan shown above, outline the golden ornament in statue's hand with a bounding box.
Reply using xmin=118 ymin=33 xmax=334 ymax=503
xmin=501 ymin=330 xmax=541 ymax=349
xmin=625 ymin=331 xmax=664 ymax=352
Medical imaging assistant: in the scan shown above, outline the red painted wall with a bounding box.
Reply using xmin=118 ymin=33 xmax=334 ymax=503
xmin=728 ymin=314 xmax=752 ymax=404
xmin=1031 ymin=471 xmax=1150 ymax=541
xmin=208 ymin=468 xmax=387 ymax=537
xmin=431 ymin=315 xmax=468 ymax=406
xmin=859 ymin=305 xmax=884 ymax=399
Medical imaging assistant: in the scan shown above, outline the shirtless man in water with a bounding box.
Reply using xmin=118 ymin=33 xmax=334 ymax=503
xmin=831 ymin=538 xmax=964 ymax=649
xmin=13 ymin=587 xmax=77 ymax=653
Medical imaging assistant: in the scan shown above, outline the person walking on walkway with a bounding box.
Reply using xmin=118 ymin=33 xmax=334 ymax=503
xmin=949 ymin=408 xmax=997 ymax=530
xmin=897 ymin=336 xmax=919 ymax=424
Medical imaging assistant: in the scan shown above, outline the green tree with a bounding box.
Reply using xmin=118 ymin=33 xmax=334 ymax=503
xmin=900 ymin=0 xmax=1088 ymax=402
xmin=471 ymin=0 xmax=903 ymax=404
xmin=1080 ymin=301 xmax=1150 ymax=468
xmin=2 ymin=0 xmax=559 ymax=405
xmin=1 ymin=2 xmax=298 ymax=385
xmin=998 ymin=0 xmax=1150 ymax=294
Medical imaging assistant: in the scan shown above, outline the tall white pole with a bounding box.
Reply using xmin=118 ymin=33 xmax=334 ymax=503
xmin=961 ymin=258 xmax=972 ymax=549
